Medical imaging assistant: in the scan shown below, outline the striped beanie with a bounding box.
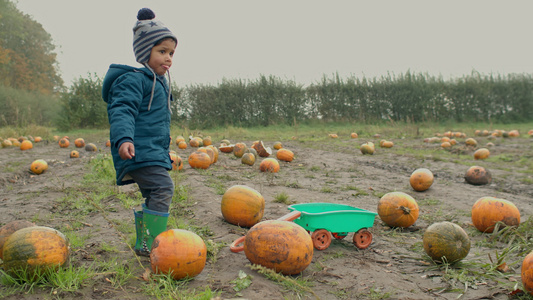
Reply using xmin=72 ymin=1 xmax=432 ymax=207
xmin=133 ymin=8 xmax=177 ymax=64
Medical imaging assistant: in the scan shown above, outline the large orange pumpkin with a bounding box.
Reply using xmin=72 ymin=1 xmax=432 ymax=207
xmin=150 ymin=229 xmax=207 ymax=280
xmin=30 ymin=159 xmax=48 ymax=175
xmin=259 ymin=158 xmax=280 ymax=173
xmin=20 ymin=140 xmax=33 ymax=151
xmin=377 ymin=192 xmax=419 ymax=228
xmin=409 ymin=168 xmax=434 ymax=192
xmin=276 ymin=149 xmax=294 ymax=162
xmin=74 ymin=138 xmax=85 ymax=148
xmin=188 ymin=151 xmax=211 ymax=169
xmin=522 ymin=251 xmax=533 ymax=296
xmin=58 ymin=138 xmax=70 ymax=148
xmin=465 ymin=166 xmax=492 ymax=185
xmin=2 ymin=226 xmax=69 ymax=274
xmin=473 ymin=148 xmax=490 ymax=160
xmin=471 ymin=197 xmax=520 ymax=233
xmin=233 ymin=142 xmax=247 ymax=158
xmin=0 ymin=220 xmax=36 ymax=260
xmin=221 ymin=185 xmax=265 ymax=228
xmin=241 ymin=220 xmax=313 ymax=275
xmin=423 ymin=221 xmax=470 ymax=263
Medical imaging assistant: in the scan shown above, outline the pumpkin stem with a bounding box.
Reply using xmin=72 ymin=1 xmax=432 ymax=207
xmin=399 ymin=206 xmax=411 ymax=214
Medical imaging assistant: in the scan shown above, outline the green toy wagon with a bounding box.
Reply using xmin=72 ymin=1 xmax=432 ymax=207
xmin=280 ymin=203 xmax=377 ymax=250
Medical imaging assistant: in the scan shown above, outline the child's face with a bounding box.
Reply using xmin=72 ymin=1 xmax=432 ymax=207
xmin=148 ymin=39 xmax=177 ymax=76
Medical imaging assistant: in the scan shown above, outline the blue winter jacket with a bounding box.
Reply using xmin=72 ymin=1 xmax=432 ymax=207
xmin=102 ymin=64 xmax=172 ymax=185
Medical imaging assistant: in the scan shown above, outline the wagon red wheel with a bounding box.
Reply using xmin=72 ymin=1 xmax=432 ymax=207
xmin=311 ymin=229 xmax=332 ymax=250
xmin=353 ymin=228 xmax=372 ymax=249
xmin=332 ymin=232 xmax=347 ymax=240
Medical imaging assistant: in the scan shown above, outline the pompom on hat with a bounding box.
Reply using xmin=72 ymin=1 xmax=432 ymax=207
xmin=133 ymin=8 xmax=177 ymax=64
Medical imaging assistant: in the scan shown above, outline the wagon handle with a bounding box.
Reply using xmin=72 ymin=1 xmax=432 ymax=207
xmin=230 ymin=236 xmax=245 ymax=253
xmin=277 ymin=210 xmax=301 ymax=222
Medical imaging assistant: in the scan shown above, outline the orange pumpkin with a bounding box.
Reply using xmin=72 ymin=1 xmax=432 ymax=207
xmin=360 ymin=142 xmax=375 ymax=155
xmin=30 ymin=159 xmax=48 ymax=175
xmin=465 ymin=138 xmax=478 ymax=147
xmin=34 ymin=136 xmax=42 ymax=143
xmin=188 ymin=151 xmax=211 ymax=169
xmin=471 ymin=197 xmax=520 ymax=233
xmin=0 ymin=220 xmax=36 ymax=260
xmin=189 ymin=138 xmax=200 ymax=147
xmin=221 ymin=185 xmax=265 ymax=228
xmin=70 ymin=150 xmax=80 ymax=158
xmin=522 ymin=251 xmax=533 ymax=296
xmin=441 ymin=141 xmax=451 ymax=148
xmin=273 ymin=141 xmax=283 ymax=150
xmin=409 ymin=168 xmax=434 ymax=192
xmin=276 ymin=148 xmax=294 ymax=162
xmin=377 ymin=192 xmax=419 ymax=228
xmin=169 ymin=151 xmax=183 ymax=171
xmin=2 ymin=226 xmax=69 ymax=274
xmin=241 ymin=153 xmax=256 ymax=166
xmin=58 ymin=138 xmax=70 ymax=148
xmin=473 ymin=148 xmax=490 ymax=160
xmin=85 ymin=143 xmax=97 ymax=152
xmin=150 ymin=229 xmax=207 ymax=280
xmin=175 ymin=135 xmax=185 ymax=144
xmin=350 ymin=132 xmax=358 ymax=138
xmin=241 ymin=220 xmax=313 ymax=275
xmin=20 ymin=140 xmax=33 ymax=150
xmin=233 ymin=142 xmax=247 ymax=158
xmin=177 ymin=141 xmax=187 ymax=149
xmin=423 ymin=221 xmax=470 ymax=263
xmin=259 ymin=158 xmax=280 ymax=173
xmin=74 ymin=138 xmax=85 ymax=148
xmin=465 ymin=166 xmax=492 ymax=185
xmin=105 ymin=140 xmax=111 ymax=147
xmin=219 ymin=144 xmax=234 ymax=153
xmin=381 ymin=140 xmax=394 ymax=148
xmin=202 ymin=136 xmax=212 ymax=146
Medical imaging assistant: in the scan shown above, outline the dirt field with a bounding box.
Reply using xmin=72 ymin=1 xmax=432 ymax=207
xmin=1 ymin=131 xmax=532 ymax=300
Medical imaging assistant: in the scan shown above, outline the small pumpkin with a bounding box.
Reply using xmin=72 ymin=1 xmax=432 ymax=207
xmin=473 ymin=148 xmax=490 ymax=160
xmin=273 ymin=141 xmax=282 ymax=150
xmin=169 ymin=151 xmax=183 ymax=171
xmin=377 ymin=192 xmax=419 ymax=228
xmin=30 ymin=159 xmax=48 ymax=175
xmin=206 ymin=145 xmax=219 ymax=163
xmin=34 ymin=136 xmax=42 ymax=143
xmin=58 ymin=138 xmax=70 ymax=148
xmin=423 ymin=221 xmax=470 ymax=263
xmin=20 ymin=140 xmax=33 ymax=150
xmin=202 ymin=136 xmax=212 ymax=146
xmin=242 ymin=220 xmax=313 ymax=275
xmin=233 ymin=142 xmax=247 ymax=158
xmin=441 ymin=141 xmax=451 ymax=148
xmin=177 ymin=141 xmax=187 ymax=149
xmin=105 ymin=139 xmax=111 ymax=147
xmin=465 ymin=166 xmax=492 ymax=185
xmin=175 ymin=136 xmax=185 ymax=144
xmin=188 ymin=151 xmax=211 ymax=169
xmin=221 ymin=185 xmax=265 ymax=228
xmin=189 ymin=138 xmax=200 ymax=147
xmin=465 ymin=138 xmax=478 ymax=147
xmin=2 ymin=226 xmax=69 ymax=274
xmin=350 ymin=132 xmax=358 ymax=138
xmin=70 ymin=150 xmax=80 ymax=158
xmin=522 ymin=251 xmax=533 ymax=296
xmin=471 ymin=197 xmax=520 ymax=233
xmin=276 ymin=148 xmax=294 ymax=162
xmin=1 ymin=139 xmax=12 ymax=148
xmin=0 ymin=220 xmax=36 ymax=259
xmin=85 ymin=143 xmax=97 ymax=152
xmin=259 ymin=158 xmax=280 ymax=173
xmin=381 ymin=140 xmax=394 ymax=148
xmin=409 ymin=168 xmax=434 ymax=192
xmin=150 ymin=229 xmax=207 ymax=280
xmin=241 ymin=153 xmax=256 ymax=166
xmin=219 ymin=144 xmax=234 ymax=153
xmin=74 ymin=138 xmax=85 ymax=148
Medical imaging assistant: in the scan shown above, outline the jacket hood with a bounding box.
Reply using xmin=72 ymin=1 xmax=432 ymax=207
xmin=102 ymin=64 xmax=152 ymax=103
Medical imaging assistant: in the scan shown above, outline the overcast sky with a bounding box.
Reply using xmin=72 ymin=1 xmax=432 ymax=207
xmin=15 ymin=0 xmax=533 ymax=87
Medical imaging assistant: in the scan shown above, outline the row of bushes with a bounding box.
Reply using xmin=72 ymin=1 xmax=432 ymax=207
xmin=2 ymin=71 xmax=532 ymax=130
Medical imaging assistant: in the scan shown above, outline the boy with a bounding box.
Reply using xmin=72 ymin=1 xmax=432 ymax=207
xmin=102 ymin=8 xmax=177 ymax=256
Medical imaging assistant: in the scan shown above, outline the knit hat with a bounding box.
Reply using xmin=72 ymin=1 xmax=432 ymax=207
xmin=133 ymin=8 xmax=177 ymax=64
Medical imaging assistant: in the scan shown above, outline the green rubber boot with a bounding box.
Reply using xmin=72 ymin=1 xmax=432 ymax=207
xmin=139 ymin=207 xmax=169 ymax=256
xmin=133 ymin=209 xmax=144 ymax=256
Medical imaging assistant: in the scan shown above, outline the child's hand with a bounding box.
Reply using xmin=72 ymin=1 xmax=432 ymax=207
xmin=119 ymin=142 xmax=135 ymax=160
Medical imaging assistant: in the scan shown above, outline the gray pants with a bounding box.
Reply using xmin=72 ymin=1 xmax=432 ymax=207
xmin=127 ymin=166 xmax=173 ymax=213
